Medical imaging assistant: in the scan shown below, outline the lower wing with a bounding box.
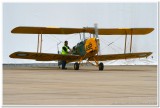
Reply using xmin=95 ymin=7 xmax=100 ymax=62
xmin=9 ymin=51 xmax=81 ymax=62
xmin=88 ymin=52 xmax=152 ymax=61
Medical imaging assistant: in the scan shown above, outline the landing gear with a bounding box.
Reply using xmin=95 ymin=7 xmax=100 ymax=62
xmin=74 ymin=62 xmax=79 ymax=70
xmin=99 ymin=62 xmax=104 ymax=71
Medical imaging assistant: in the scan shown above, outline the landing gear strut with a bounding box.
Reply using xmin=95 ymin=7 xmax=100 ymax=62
xmin=74 ymin=62 xmax=79 ymax=70
xmin=99 ymin=62 xmax=104 ymax=70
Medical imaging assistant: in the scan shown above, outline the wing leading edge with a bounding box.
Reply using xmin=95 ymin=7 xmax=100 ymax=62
xmin=9 ymin=51 xmax=81 ymax=62
xmin=88 ymin=52 xmax=152 ymax=61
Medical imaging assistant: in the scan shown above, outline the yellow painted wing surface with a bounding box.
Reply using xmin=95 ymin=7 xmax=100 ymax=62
xmin=9 ymin=52 xmax=81 ymax=62
xmin=11 ymin=27 xmax=85 ymax=34
xmin=11 ymin=26 xmax=154 ymax=35
xmin=88 ymin=52 xmax=152 ymax=61
xmin=10 ymin=52 xmax=152 ymax=62
xmin=98 ymin=28 xmax=154 ymax=35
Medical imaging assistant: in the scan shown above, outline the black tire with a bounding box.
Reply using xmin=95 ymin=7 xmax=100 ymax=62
xmin=74 ymin=62 xmax=79 ymax=70
xmin=99 ymin=62 xmax=104 ymax=71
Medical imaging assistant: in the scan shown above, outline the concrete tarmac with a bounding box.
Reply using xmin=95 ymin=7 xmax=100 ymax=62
xmin=3 ymin=65 xmax=157 ymax=105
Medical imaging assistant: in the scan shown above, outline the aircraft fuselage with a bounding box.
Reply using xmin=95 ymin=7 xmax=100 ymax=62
xmin=72 ymin=37 xmax=99 ymax=58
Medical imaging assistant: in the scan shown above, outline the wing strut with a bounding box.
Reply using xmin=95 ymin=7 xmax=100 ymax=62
xmin=37 ymin=34 xmax=40 ymax=53
xmin=124 ymin=30 xmax=127 ymax=54
xmin=37 ymin=32 xmax=43 ymax=53
xmin=124 ymin=29 xmax=133 ymax=54
xmin=40 ymin=33 xmax=43 ymax=53
xmin=130 ymin=29 xmax=133 ymax=53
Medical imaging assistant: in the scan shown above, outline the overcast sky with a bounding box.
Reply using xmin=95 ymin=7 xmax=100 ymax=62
xmin=3 ymin=3 xmax=157 ymax=64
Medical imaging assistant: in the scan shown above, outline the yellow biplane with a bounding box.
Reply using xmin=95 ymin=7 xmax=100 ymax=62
xmin=10 ymin=24 xmax=154 ymax=70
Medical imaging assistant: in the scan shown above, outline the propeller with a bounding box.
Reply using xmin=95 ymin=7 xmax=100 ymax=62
xmin=94 ymin=23 xmax=101 ymax=55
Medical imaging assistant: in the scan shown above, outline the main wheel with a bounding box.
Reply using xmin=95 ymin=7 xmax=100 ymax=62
xmin=74 ymin=62 xmax=79 ymax=70
xmin=99 ymin=62 xmax=104 ymax=71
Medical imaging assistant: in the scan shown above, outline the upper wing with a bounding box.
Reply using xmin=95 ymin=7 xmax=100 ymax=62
xmin=11 ymin=26 xmax=154 ymax=35
xmin=88 ymin=52 xmax=152 ymax=61
xmin=98 ymin=28 xmax=154 ymax=35
xmin=9 ymin=51 xmax=81 ymax=62
xmin=11 ymin=27 xmax=86 ymax=34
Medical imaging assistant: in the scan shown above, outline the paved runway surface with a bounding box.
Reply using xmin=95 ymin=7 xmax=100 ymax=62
xmin=3 ymin=65 xmax=157 ymax=105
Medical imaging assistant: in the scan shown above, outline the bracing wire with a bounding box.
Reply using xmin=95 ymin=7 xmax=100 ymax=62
xmin=44 ymin=34 xmax=79 ymax=52
xmin=42 ymin=34 xmax=62 ymax=52
xmin=48 ymin=34 xmax=62 ymax=42
xmin=100 ymin=37 xmax=123 ymax=53
xmin=100 ymin=38 xmax=120 ymax=53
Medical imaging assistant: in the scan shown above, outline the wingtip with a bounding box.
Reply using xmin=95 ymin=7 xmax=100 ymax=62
xmin=148 ymin=28 xmax=154 ymax=34
xmin=11 ymin=26 xmax=20 ymax=33
xmin=11 ymin=28 xmax=15 ymax=33
xmin=11 ymin=29 xmax=15 ymax=33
